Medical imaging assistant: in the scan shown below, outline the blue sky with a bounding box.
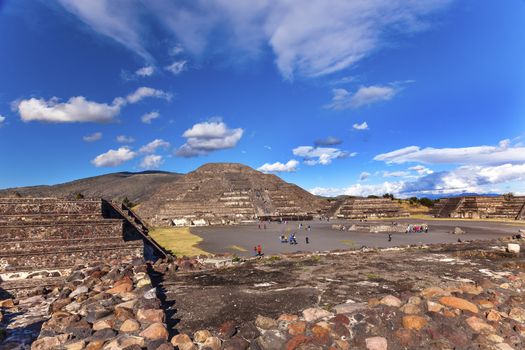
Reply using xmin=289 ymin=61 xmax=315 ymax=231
xmin=1 ymin=0 xmax=524 ymax=197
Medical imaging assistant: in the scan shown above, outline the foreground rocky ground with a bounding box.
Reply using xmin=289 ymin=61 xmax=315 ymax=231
xmin=0 ymin=236 xmax=524 ymax=349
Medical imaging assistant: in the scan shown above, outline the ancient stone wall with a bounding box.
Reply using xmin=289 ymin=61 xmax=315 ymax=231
xmin=0 ymin=198 xmax=145 ymax=295
xmin=335 ymin=198 xmax=409 ymax=219
xmin=433 ymin=196 xmax=525 ymax=219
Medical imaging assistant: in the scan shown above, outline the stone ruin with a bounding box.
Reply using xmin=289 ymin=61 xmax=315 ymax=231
xmin=137 ymin=163 xmax=326 ymax=227
xmin=0 ymin=197 xmax=164 ymax=297
xmin=432 ymin=195 xmax=525 ymax=220
xmin=332 ymin=198 xmax=409 ymax=219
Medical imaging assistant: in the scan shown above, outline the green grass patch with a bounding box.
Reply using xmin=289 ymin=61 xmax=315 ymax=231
xmin=149 ymin=227 xmax=209 ymax=257
xmin=228 ymin=245 xmax=248 ymax=252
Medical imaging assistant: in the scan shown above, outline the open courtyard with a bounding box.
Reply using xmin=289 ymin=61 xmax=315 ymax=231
xmin=191 ymin=219 xmax=525 ymax=256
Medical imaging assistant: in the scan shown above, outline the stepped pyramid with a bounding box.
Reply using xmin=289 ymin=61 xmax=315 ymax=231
xmin=137 ymin=163 xmax=327 ymax=226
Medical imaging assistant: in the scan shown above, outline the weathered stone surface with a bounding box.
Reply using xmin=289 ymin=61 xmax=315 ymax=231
xmin=439 ymin=296 xmax=479 ymax=314
xmin=302 ymin=308 xmax=333 ymax=322
xmin=332 ymin=302 xmax=367 ymax=315
xmin=136 ymin=308 xmax=165 ymax=324
xmin=171 ymin=333 xmax=195 ymax=350
xmin=365 ymin=337 xmax=387 ymax=350
xmin=257 ymin=330 xmax=286 ymax=350
xmin=193 ymin=330 xmax=212 ymax=343
xmin=427 ymin=301 xmax=444 ymax=313
xmin=120 ymin=319 xmax=141 ymax=333
xmin=509 ymin=307 xmax=525 ymax=323
xmin=402 ymin=315 xmax=427 ymax=330
xmin=466 ymin=316 xmax=495 ymax=333
xmin=255 ymin=315 xmax=278 ymax=330
xmin=288 ymin=322 xmax=307 ymax=335
xmin=139 ymin=322 xmax=169 ymax=340
xmin=286 ymin=335 xmax=311 ymax=350
xmin=380 ymin=295 xmax=402 ymax=307
xmin=203 ymin=336 xmax=222 ymax=350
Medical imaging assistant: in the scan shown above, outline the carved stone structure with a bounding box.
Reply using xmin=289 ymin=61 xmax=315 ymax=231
xmin=333 ymin=198 xmax=409 ymax=219
xmin=432 ymin=195 xmax=525 ymax=219
xmin=137 ymin=163 xmax=327 ymax=226
xmin=0 ymin=198 xmax=162 ymax=296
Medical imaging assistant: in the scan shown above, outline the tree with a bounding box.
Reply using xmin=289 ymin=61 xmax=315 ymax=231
xmin=367 ymin=195 xmax=379 ymax=199
xmin=75 ymin=193 xmax=85 ymax=199
xmin=383 ymin=193 xmax=395 ymax=200
xmin=418 ymin=197 xmax=434 ymax=208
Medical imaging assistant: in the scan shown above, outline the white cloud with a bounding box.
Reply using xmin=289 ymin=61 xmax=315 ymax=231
xmin=141 ymin=111 xmax=160 ymax=124
xmin=327 ymin=85 xmax=398 ymax=110
xmin=126 ymin=87 xmax=171 ymax=104
xmin=311 ymin=162 xmax=525 ymax=198
xmin=170 ymin=45 xmax=184 ymax=56
xmin=140 ymin=154 xmax=164 ymax=169
xmin=116 ymin=135 xmax=135 ymax=144
xmin=293 ymin=146 xmax=352 ymax=165
xmin=382 ymin=171 xmax=410 ymax=178
xmin=136 ymin=65 xmax=155 ymax=77
xmin=176 ymin=120 xmax=244 ymax=157
xmin=16 ymin=96 xmax=121 ymax=123
xmin=258 ymin=160 xmax=299 ymax=173
xmin=310 ymin=181 xmax=405 ymax=197
xmin=374 ymin=139 xmax=525 ymax=166
xmin=139 ymin=139 xmax=170 ymax=153
xmin=91 ymin=147 xmax=136 ymax=167
xmin=57 ymin=0 xmax=151 ymax=60
xmin=56 ymin=0 xmax=452 ymax=78
xmin=409 ymin=165 xmax=433 ymax=176
xmin=15 ymin=86 xmax=171 ymax=123
xmin=314 ymin=136 xmax=342 ymax=147
xmin=165 ymin=60 xmax=187 ymax=75
xmin=0 ymin=115 xmax=5 ymax=126
xmin=359 ymin=172 xmax=370 ymax=181
xmin=353 ymin=121 xmax=368 ymax=130
xmin=83 ymin=132 xmax=102 ymax=142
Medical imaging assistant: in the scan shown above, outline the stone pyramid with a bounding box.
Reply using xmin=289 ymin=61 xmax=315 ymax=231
xmin=136 ymin=163 xmax=327 ymax=226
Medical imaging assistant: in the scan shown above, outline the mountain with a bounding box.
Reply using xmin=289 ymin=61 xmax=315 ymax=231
xmin=135 ymin=163 xmax=329 ymax=226
xmin=0 ymin=171 xmax=183 ymax=203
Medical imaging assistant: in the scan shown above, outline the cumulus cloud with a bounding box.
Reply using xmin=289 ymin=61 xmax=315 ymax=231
xmin=176 ymin=121 xmax=244 ymax=157
xmin=16 ymin=96 xmax=121 ymax=123
xmin=310 ymin=182 xmax=405 ymax=197
xmin=140 ymin=154 xmax=164 ymax=169
xmin=257 ymin=160 xmax=299 ymax=173
xmin=125 ymin=87 xmax=171 ymax=104
xmin=311 ymin=162 xmax=525 ymax=198
xmin=139 ymin=139 xmax=170 ymax=153
xmin=359 ymin=172 xmax=370 ymax=181
xmin=91 ymin=147 xmax=136 ymax=167
xmin=314 ymin=136 xmax=342 ymax=147
xmin=326 ymin=85 xmax=398 ymax=110
xmin=409 ymin=165 xmax=433 ymax=176
xmin=0 ymin=115 xmax=5 ymax=126
xmin=56 ymin=0 xmax=452 ymax=78
xmin=382 ymin=171 xmax=410 ymax=178
xmin=293 ymin=146 xmax=352 ymax=165
xmin=141 ymin=111 xmax=160 ymax=124
xmin=116 ymin=135 xmax=135 ymax=144
xmin=15 ymin=86 xmax=171 ymax=123
xmin=374 ymin=139 xmax=525 ymax=166
xmin=165 ymin=60 xmax=187 ymax=75
xmin=136 ymin=65 xmax=155 ymax=77
xmin=353 ymin=121 xmax=368 ymax=130
xmin=83 ymin=132 xmax=102 ymax=142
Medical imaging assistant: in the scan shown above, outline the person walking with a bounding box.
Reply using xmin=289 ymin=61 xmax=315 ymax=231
xmin=306 ymin=236 xmax=310 ymax=244
xmin=257 ymin=244 xmax=262 ymax=256
xmin=388 ymin=233 xmax=392 ymax=242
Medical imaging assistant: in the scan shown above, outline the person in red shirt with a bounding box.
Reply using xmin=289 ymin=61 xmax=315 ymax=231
xmin=257 ymin=244 xmax=262 ymax=256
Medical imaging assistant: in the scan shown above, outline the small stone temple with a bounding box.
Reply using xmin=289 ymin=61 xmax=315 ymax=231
xmin=333 ymin=198 xmax=409 ymax=219
xmin=432 ymin=195 xmax=525 ymax=219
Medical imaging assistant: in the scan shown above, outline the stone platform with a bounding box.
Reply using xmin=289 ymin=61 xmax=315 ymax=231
xmin=334 ymin=198 xmax=409 ymax=219
xmin=0 ymin=198 xmax=160 ymax=297
xmin=433 ymin=196 xmax=525 ymax=220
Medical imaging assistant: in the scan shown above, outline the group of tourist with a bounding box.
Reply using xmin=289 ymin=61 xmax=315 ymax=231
xmin=406 ymin=224 xmax=428 ymax=233
xmin=278 ymin=232 xmax=308 ymax=245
